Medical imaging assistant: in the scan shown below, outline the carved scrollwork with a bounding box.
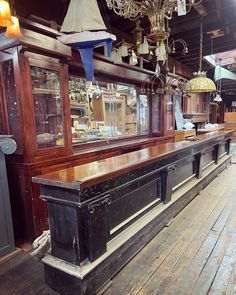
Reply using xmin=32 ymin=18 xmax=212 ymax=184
xmin=88 ymin=195 xmax=112 ymax=214
xmin=0 ymin=137 xmax=17 ymax=155
xmin=166 ymin=164 xmax=176 ymax=174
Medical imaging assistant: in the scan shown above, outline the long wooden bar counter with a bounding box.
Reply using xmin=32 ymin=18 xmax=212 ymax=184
xmin=33 ymin=130 xmax=233 ymax=295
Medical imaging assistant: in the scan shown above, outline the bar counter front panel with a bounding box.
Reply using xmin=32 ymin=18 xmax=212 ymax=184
xmin=33 ymin=130 xmax=233 ymax=295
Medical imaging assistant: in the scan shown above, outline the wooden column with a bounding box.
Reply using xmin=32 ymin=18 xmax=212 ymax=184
xmin=195 ymin=152 xmax=203 ymax=179
xmin=161 ymin=164 xmax=177 ymax=204
xmin=0 ymin=136 xmax=16 ymax=257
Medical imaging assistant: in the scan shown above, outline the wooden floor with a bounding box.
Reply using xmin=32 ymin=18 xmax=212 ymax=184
xmin=1 ymin=164 xmax=236 ymax=295
xmin=231 ymin=143 xmax=236 ymax=163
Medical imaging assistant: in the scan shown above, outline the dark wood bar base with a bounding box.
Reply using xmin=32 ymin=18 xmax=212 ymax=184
xmin=33 ymin=131 xmax=233 ymax=295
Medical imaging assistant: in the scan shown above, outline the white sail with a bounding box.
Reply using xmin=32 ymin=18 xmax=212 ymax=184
xmin=61 ymin=0 xmax=107 ymax=33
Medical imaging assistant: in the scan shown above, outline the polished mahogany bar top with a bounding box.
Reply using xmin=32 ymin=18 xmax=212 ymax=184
xmin=33 ymin=130 xmax=232 ymax=190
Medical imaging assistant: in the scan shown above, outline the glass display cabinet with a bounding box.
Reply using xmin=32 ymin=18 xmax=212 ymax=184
xmin=22 ymin=53 xmax=72 ymax=160
xmin=0 ymin=50 xmax=72 ymax=241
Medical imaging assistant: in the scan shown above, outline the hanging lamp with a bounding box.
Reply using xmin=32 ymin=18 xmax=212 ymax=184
xmin=5 ymin=16 xmax=22 ymax=38
xmin=214 ymin=59 xmax=222 ymax=102
xmin=118 ymin=39 xmax=128 ymax=57
xmin=129 ymin=50 xmax=138 ymax=65
xmin=185 ymin=18 xmax=216 ymax=93
xmin=0 ymin=0 xmax=13 ymax=26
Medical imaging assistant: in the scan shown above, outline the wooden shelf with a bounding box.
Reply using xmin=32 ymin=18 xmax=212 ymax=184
xmin=33 ymin=88 xmax=58 ymax=95
xmin=70 ymin=104 xmax=87 ymax=110
xmin=175 ymin=129 xmax=196 ymax=142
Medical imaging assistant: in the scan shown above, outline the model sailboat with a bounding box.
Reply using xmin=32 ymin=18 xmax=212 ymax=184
xmin=58 ymin=0 xmax=116 ymax=81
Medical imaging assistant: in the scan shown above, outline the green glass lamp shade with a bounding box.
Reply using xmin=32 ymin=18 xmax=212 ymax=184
xmin=185 ymin=71 xmax=216 ymax=93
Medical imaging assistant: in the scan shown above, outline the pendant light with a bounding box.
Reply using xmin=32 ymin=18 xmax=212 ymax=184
xmin=129 ymin=50 xmax=138 ymax=66
xmin=157 ymin=42 xmax=167 ymax=61
xmin=111 ymin=48 xmax=122 ymax=64
xmin=5 ymin=16 xmax=22 ymax=38
xmin=185 ymin=18 xmax=216 ymax=93
xmin=0 ymin=0 xmax=13 ymax=26
xmin=214 ymin=59 xmax=222 ymax=102
xmin=138 ymin=36 xmax=149 ymax=55
xmin=118 ymin=39 xmax=128 ymax=57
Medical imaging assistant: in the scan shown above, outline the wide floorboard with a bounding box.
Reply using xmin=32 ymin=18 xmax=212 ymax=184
xmin=1 ymin=164 xmax=236 ymax=295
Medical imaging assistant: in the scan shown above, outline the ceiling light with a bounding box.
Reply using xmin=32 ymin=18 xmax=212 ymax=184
xmin=5 ymin=16 xmax=22 ymax=39
xmin=106 ymin=0 xmax=203 ymax=44
xmin=214 ymin=94 xmax=222 ymax=102
xmin=186 ymin=71 xmax=216 ymax=92
xmin=118 ymin=39 xmax=128 ymax=57
xmin=129 ymin=50 xmax=138 ymax=66
xmin=138 ymin=36 xmax=149 ymax=55
xmin=186 ymin=18 xmax=216 ymax=93
xmin=0 ymin=0 xmax=13 ymax=27
xmin=214 ymin=59 xmax=222 ymax=103
xmin=111 ymin=48 xmax=123 ymax=64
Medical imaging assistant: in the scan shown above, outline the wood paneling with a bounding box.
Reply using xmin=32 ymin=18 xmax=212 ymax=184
xmin=39 ymin=144 xmax=231 ymax=295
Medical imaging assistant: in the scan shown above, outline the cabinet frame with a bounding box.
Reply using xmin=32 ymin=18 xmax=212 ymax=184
xmin=19 ymin=51 xmax=72 ymax=162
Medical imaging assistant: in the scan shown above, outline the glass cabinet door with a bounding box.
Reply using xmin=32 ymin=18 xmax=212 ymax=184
xmin=0 ymin=59 xmax=22 ymax=152
xmin=30 ymin=66 xmax=64 ymax=149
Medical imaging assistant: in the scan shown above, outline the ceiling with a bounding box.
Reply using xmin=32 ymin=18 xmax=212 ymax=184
xmin=13 ymin=0 xmax=236 ymax=93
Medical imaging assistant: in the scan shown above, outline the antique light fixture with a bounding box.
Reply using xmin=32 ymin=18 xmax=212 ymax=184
xmin=214 ymin=59 xmax=222 ymax=102
xmin=0 ymin=0 xmax=22 ymax=39
xmin=185 ymin=18 xmax=216 ymax=93
xmin=168 ymin=39 xmax=188 ymax=54
xmin=113 ymin=8 xmax=189 ymax=67
xmin=5 ymin=15 xmax=22 ymax=38
xmin=0 ymin=0 xmax=13 ymax=26
xmin=106 ymin=0 xmax=203 ymax=43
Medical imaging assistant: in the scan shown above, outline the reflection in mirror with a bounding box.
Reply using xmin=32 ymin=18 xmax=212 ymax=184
xmin=152 ymin=94 xmax=161 ymax=133
xmin=166 ymin=94 xmax=174 ymax=131
xmin=139 ymin=94 xmax=149 ymax=134
xmin=69 ymin=77 xmax=149 ymax=144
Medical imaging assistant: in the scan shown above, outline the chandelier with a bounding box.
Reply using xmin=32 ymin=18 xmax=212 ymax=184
xmin=111 ymin=20 xmax=188 ymax=70
xmin=106 ymin=0 xmax=203 ymax=43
